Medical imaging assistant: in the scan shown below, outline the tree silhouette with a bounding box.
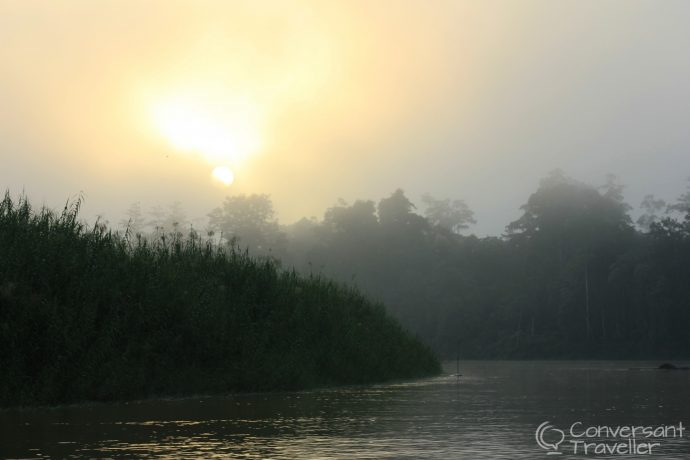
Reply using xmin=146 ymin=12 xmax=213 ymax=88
xmin=208 ymin=194 xmax=286 ymax=257
xmin=421 ymin=194 xmax=475 ymax=233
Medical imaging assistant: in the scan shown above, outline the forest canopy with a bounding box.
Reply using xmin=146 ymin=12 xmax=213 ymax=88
xmin=126 ymin=171 xmax=690 ymax=359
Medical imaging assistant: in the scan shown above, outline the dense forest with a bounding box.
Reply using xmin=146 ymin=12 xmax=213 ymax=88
xmin=0 ymin=193 xmax=440 ymax=407
xmin=131 ymin=170 xmax=690 ymax=359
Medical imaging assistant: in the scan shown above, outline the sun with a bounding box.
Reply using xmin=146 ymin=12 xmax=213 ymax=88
xmin=212 ymin=166 xmax=234 ymax=186
xmin=150 ymin=92 xmax=262 ymax=176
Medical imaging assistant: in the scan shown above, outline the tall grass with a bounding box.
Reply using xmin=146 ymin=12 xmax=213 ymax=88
xmin=0 ymin=192 xmax=440 ymax=407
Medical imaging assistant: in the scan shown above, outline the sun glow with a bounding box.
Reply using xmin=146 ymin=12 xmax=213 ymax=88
xmin=212 ymin=166 xmax=235 ymax=186
xmin=137 ymin=2 xmax=344 ymax=188
xmin=150 ymin=93 xmax=262 ymax=167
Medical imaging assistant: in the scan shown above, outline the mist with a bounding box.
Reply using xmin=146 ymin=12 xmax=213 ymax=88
xmin=4 ymin=2 xmax=690 ymax=457
xmin=3 ymin=1 xmax=690 ymax=236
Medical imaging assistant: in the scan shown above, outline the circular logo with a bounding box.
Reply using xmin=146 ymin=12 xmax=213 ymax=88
xmin=536 ymin=421 xmax=565 ymax=455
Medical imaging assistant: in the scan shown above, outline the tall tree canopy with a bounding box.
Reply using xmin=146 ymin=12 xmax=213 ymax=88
xmin=421 ymin=194 xmax=475 ymax=234
xmin=208 ymin=194 xmax=286 ymax=256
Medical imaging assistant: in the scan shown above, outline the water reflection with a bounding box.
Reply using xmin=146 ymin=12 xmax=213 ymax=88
xmin=1 ymin=362 xmax=688 ymax=459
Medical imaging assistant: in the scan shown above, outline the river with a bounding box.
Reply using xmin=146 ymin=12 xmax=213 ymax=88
xmin=1 ymin=361 xmax=688 ymax=459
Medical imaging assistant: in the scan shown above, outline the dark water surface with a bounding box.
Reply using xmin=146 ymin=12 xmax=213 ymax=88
xmin=1 ymin=361 xmax=688 ymax=459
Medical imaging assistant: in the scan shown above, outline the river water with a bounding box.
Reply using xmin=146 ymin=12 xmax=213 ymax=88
xmin=1 ymin=361 xmax=688 ymax=459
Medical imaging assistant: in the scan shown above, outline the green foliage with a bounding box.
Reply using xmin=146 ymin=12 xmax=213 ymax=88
xmin=0 ymin=192 xmax=440 ymax=407
xmin=208 ymin=193 xmax=287 ymax=257
xmin=421 ymin=193 xmax=476 ymax=233
xmin=284 ymin=176 xmax=690 ymax=359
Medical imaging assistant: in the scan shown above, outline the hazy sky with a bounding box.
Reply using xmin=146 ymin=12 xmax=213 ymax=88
xmin=2 ymin=0 xmax=690 ymax=235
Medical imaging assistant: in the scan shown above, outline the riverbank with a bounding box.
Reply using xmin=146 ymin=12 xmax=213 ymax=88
xmin=0 ymin=193 xmax=440 ymax=408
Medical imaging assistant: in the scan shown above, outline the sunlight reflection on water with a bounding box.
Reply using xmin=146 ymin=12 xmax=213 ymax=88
xmin=1 ymin=362 xmax=689 ymax=459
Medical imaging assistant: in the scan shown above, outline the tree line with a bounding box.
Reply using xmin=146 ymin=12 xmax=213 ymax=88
xmin=141 ymin=170 xmax=690 ymax=359
xmin=0 ymin=193 xmax=439 ymax=407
